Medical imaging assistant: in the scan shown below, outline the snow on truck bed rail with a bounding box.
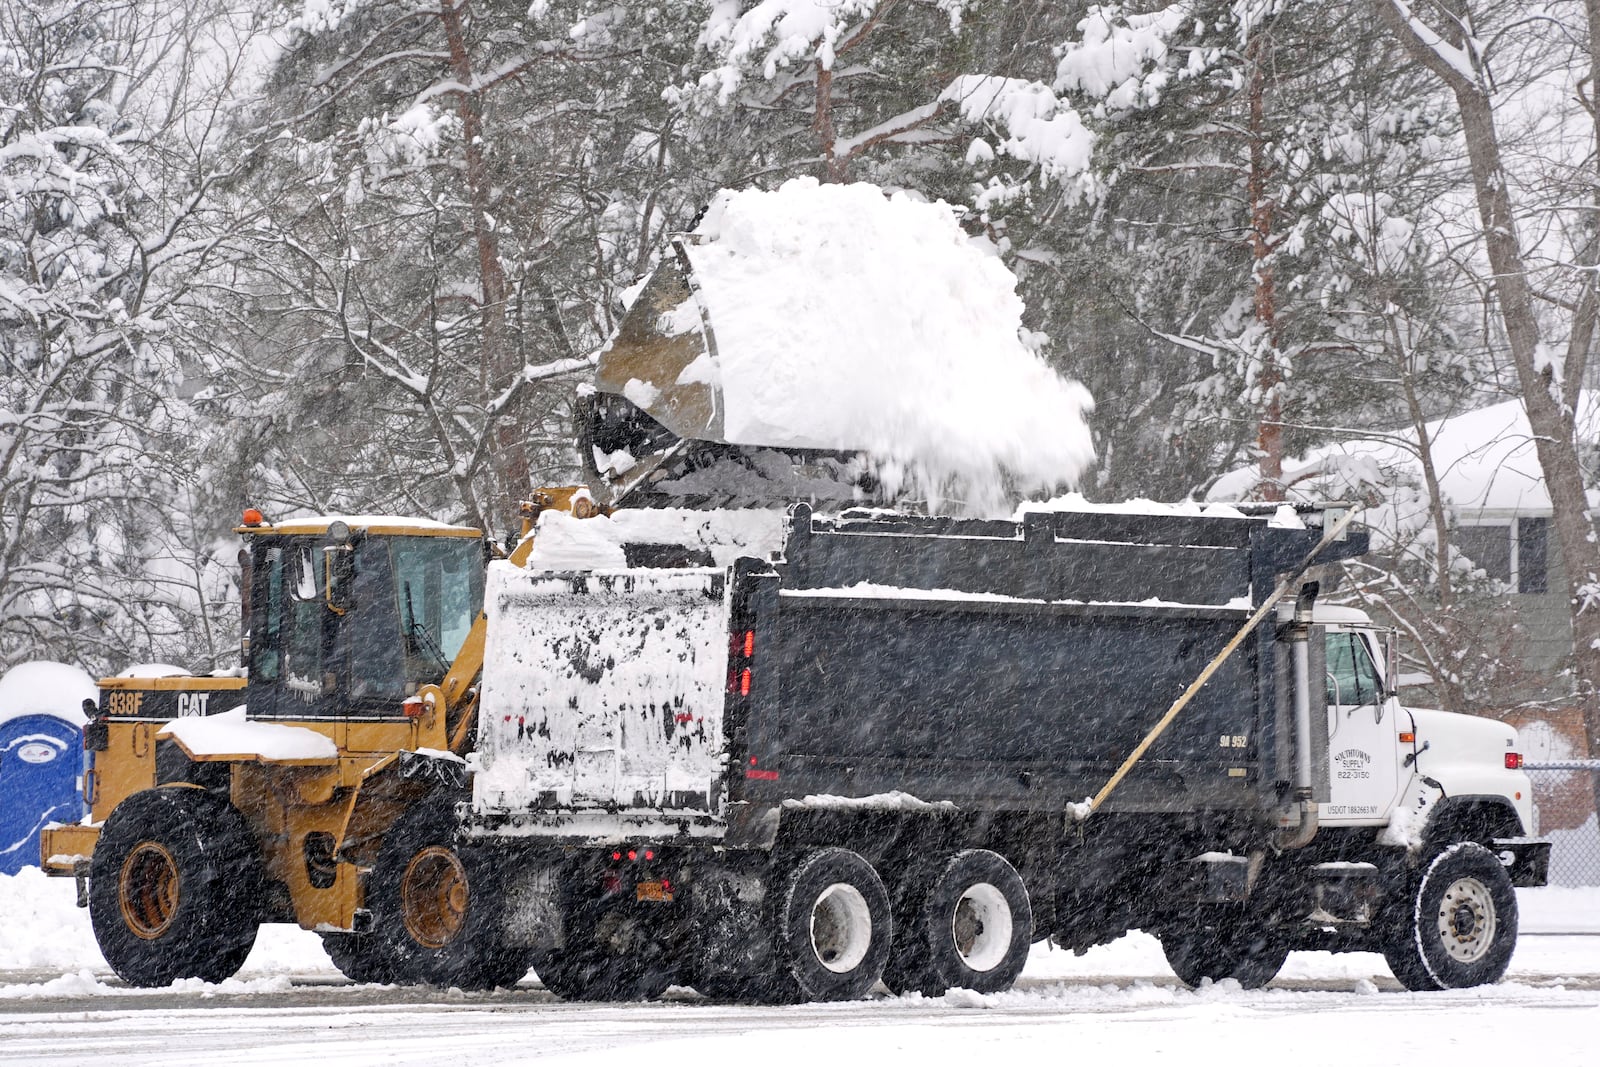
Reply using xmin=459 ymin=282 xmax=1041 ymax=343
xmin=673 ymin=178 xmax=1095 ymax=513
xmin=526 ymin=508 xmax=786 ymax=570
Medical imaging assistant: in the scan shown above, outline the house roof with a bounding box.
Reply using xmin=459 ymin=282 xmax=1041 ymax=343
xmin=1209 ymin=392 xmax=1600 ymax=519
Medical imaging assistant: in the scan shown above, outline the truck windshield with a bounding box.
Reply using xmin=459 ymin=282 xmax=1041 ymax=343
xmin=392 ymin=537 xmax=484 ymax=682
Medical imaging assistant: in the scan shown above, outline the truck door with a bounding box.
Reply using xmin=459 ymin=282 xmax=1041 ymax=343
xmin=1323 ymin=630 xmax=1400 ymax=821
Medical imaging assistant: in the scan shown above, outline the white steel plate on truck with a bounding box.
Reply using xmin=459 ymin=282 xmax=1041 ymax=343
xmin=474 ymin=564 xmax=731 ymax=825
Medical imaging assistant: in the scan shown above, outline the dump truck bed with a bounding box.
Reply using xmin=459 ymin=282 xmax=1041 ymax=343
xmin=469 ymin=505 xmax=1367 ymax=839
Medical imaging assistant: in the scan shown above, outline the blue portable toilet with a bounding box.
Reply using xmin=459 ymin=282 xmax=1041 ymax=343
xmin=0 ymin=662 xmax=94 ymax=875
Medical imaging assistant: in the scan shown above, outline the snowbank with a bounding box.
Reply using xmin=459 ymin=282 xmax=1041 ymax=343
xmin=0 ymin=661 xmax=95 ymax=727
xmin=0 ymin=867 xmax=336 ymax=986
xmin=678 ymin=178 xmax=1095 ymax=512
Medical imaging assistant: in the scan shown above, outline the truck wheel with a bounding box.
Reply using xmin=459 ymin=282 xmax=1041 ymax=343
xmin=88 ymin=788 xmax=263 ymax=986
xmin=319 ymin=932 xmax=396 ymax=984
xmin=1159 ymin=909 xmax=1288 ymax=990
xmin=367 ymin=802 xmax=532 ymax=990
xmin=1381 ymin=842 xmax=1517 ymax=991
xmin=884 ymin=849 xmax=1032 ymax=997
xmin=775 ymin=847 xmax=892 ymax=1002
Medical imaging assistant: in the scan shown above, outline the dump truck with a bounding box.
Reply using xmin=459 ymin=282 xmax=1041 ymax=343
xmin=451 ymin=500 xmax=1547 ymax=1000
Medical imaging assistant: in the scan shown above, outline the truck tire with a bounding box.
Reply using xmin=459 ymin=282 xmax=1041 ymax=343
xmin=775 ymin=847 xmax=892 ymax=1002
xmin=366 ymin=802 xmax=532 ymax=990
xmin=88 ymin=788 xmax=264 ymax=986
xmin=319 ymin=932 xmax=396 ymax=984
xmin=1159 ymin=908 xmax=1288 ymax=990
xmin=884 ymin=849 xmax=1032 ymax=997
xmin=1381 ymin=842 xmax=1517 ymax=991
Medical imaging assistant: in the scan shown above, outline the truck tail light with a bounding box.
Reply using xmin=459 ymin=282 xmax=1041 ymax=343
xmin=729 ymin=629 xmax=755 ymax=695
xmin=1505 ymin=752 xmax=1523 ymax=770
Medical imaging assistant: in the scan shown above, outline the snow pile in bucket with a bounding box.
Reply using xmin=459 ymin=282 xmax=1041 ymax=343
xmin=682 ymin=178 xmax=1094 ymax=513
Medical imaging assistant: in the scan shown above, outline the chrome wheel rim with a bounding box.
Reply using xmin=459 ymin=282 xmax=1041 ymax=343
xmin=1436 ymin=875 xmax=1495 ymax=964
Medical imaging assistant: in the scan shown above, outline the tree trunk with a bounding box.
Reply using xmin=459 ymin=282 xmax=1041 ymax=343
xmin=439 ymin=0 xmax=528 ymax=525
xmin=1245 ymin=32 xmax=1284 ymax=501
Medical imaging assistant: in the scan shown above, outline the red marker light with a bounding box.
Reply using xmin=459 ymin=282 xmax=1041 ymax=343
xmin=627 ymin=850 xmax=637 ymax=861
xmin=612 ymin=851 xmax=622 ymax=861
xmin=644 ymin=850 xmax=654 ymax=861
xmin=743 ymin=631 xmax=755 ymax=658
xmin=1505 ymin=752 xmax=1523 ymax=770
xmin=740 ymin=668 xmax=751 ymax=695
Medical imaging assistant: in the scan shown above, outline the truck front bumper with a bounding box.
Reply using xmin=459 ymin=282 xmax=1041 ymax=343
xmin=1497 ymin=839 xmax=1551 ymax=887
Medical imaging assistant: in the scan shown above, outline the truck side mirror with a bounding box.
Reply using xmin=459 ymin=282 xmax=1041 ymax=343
xmin=1384 ymin=630 xmax=1400 ymax=699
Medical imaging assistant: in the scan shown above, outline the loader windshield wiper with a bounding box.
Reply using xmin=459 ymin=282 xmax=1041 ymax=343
xmin=403 ymin=580 xmax=450 ymax=675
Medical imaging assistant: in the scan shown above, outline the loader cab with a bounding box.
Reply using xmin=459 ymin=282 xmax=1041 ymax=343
xmin=238 ymin=515 xmax=486 ymax=723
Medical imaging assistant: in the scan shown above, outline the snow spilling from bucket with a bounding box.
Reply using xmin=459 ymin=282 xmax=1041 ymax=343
xmin=683 ymin=178 xmax=1095 ymax=514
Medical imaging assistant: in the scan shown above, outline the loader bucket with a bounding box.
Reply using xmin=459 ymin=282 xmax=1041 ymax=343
xmin=594 ymin=243 xmax=724 ymax=445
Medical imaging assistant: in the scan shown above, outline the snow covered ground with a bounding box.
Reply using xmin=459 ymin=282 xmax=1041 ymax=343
xmin=0 ymin=870 xmax=1596 ymax=1065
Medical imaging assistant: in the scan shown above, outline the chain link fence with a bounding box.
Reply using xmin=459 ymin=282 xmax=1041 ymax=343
xmin=1526 ymin=762 xmax=1600 ymax=886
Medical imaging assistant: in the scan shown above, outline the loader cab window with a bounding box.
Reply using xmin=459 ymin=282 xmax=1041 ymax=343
xmin=392 ymin=537 xmax=484 ymax=686
xmin=252 ymin=547 xmax=285 ymax=684
xmin=284 ymin=545 xmax=326 ymax=703
xmin=1326 ymin=632 xmax=1380 ymax=708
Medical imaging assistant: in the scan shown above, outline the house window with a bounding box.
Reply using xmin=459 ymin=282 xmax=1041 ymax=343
xmin=1517 ymin=517 xmax=1549 ymax=594
xmin=1455 ymin=519 xmax=1549 ymax=594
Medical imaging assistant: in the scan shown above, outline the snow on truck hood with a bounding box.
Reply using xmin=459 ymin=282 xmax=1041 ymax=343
xmin=603 ymin=178 xmax=1096 ymax=514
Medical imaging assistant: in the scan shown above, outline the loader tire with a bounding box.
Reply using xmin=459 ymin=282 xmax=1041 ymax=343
xmin=319 ymin=932 xmax=396 ymax=985
xmin=89 ymin=788 xmax=264 ymax=986
xmin=883 ymin=849 xmax=1032 ymax=997
xmin=367 ymin=802 xmax=532 ymax=990
xmin=1159 ymin=907 xmax=1288 ymax=990
xmin=1381 ymin=842 xmax=1517 ymax=991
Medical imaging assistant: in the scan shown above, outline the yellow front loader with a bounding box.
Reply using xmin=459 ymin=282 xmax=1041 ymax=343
xmin=41 ymin=510 xmax=565 ymax=988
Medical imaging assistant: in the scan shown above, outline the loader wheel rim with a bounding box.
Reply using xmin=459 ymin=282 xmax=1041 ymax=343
xmin=401 ymin=846 xmax=469 ymax=949
xmin=809 ymin=883 xmax=873 ymax=974
xmin=120 ymin=842 xmax=180 ymax=940
xmin=1436 ymin=875 xmax=1495 ymax=963
xmin=951 ymin=882 xmax=1012 ymax=972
